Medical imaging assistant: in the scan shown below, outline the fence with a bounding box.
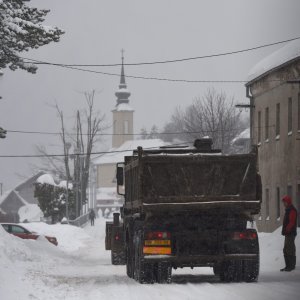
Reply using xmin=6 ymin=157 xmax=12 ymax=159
xmin=69 ymin=212 xmax=90 ymax=227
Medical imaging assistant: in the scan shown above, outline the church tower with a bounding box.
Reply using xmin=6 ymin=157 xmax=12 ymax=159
xmin=112 ymin=52 xmax=134 ymax=148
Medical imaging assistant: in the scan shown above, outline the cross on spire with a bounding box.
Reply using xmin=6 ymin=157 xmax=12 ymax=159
xmin=121 ymin=48 xmax=125 ymax=63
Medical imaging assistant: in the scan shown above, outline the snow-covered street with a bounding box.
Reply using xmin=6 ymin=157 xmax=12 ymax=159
xmin=1 ymin=217 xmax=299 ymax=300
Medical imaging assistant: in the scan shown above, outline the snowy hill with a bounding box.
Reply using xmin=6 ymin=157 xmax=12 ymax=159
xmin=0 ymin=218 xmax=299 ymax=300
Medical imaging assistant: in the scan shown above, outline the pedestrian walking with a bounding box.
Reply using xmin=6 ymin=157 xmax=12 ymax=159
xmin=280 ymin=195 xmax=297 ymax=272
xmin=89 ymin=209 xmax=96 ymax=226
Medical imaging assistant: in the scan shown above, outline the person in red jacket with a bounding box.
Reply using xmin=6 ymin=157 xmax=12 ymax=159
xmin=280 ymin=195 xmax=297 ymax=271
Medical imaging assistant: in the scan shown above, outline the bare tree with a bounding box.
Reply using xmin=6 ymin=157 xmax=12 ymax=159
xmin=162 ymin=88 xmax=243 ymax=152
xmin=35 ymin=90 xmax=107 ymax=218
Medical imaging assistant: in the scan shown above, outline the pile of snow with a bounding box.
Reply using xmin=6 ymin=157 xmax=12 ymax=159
xmin=18 ymin=203 xmax=43 ymax=222
xmin=1 ymin=216 xmax=299 ymax=300
xmin=93 ymin=138 xmax=166 ymax=164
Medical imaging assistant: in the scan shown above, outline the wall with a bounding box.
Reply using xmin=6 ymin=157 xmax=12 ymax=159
xmin=249 ymin=59 xmax=300 ymax=232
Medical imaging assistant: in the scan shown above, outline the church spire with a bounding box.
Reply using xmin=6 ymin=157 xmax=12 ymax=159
xmin=120 ymin=49 xmax=126 ymax=87
xmin=115 ymin=49 xmax=131 ymax=105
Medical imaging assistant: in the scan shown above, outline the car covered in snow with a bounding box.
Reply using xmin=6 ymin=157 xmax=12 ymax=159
xmin=0 ymin=223 xmax=58 ymax=246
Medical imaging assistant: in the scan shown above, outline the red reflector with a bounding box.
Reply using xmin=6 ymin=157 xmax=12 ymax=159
xmin=146 ymin=231 xmax=171 ymax=239
xmin=115 ymin=235 xmax=120 ymax=241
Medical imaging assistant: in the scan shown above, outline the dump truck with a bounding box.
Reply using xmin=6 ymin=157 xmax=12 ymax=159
xmin=105 ymin=139 xmax=262 ymax=283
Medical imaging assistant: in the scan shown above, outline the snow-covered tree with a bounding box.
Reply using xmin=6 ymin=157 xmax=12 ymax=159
xmin=34 ymin=174 xmax=75 ymax=223
xmin=0 ymin=0 xmax=64 ymax=73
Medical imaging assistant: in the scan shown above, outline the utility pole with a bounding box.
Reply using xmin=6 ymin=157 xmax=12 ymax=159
xmin=65 ymin=142 xmax=71 ymax=220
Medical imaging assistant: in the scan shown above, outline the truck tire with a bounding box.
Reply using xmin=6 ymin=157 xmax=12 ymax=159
xmin=220 ymin=259 xmax=259 ymax=282
xmin=155 ymin=263 xmax=172 ymax=284
xmin=242 ymin=259 xmax=259 ymax=282
xmin=220 ymin=260 xmax=243 ymax=282
xmin=126 ymin=234 xmax=134 ymax=278
xmin=213 ymin=263 xmax=221 ymax=276
xmin=111 ymin=249 xmax=126 ymax=265
xmin=134 ymin=231 xmax=155 ymax=284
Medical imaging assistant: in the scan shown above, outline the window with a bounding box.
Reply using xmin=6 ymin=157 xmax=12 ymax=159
xmin=265 ymin=107 xmax=269 ymax=140
xmin=258 ymin=111 xmax=261 ymax=143
xmin=124 ymin=120 xmax=129 ymax=134
xmin=276 ymin=103 xmax=280 ymax=137
xmin=11 ymin=225 xmax=27 ymax=234
xmin=287 ymin=185 xmax=293 ymax=198
xmin=276 ymin=187 xmax=280 ymax=219
xmin=298 ymin=93 xmax=300 ymax=131
xmin=1 ymin=224 xmax=9 ymax=232
xmin=265 ymin=188 xmax=270 ymax=220
xmin=297 ymin=184 xmax=300 ymax=227
xmin=288 ymin=97 xmax=292 ymax=133
xmin=113 ymin=120 xmax=117 ymax=134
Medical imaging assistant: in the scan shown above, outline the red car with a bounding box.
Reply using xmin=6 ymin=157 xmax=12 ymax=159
xmin=1 ymin=223 xmax=58 ymax=246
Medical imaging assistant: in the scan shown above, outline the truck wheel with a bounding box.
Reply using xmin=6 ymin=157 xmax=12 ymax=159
xmin=111 ymin=250 xmax=126 ymax=265
xmin=220 ymin=260 xmax=242 ymax=282
xmin=156 ymin=263 xmax=172 ymax=284
xmin=126 ymin=238 xmax=134 ymax=278
xmin=134 ymin=231 xmax=155 ymax=284
xmin=243 ymin=259 xmax=259 ymax=282
xmin=213 ymin=263 xmax=221 ymax=276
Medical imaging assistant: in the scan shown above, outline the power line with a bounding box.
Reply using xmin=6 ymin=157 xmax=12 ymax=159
xmin=22 ymin=36 xmax=300 ymax=67
xmin=5 ymin=127 xmax=257 ymax=137
xmin=22 ymin=60 xmax=247 ymax=83
xmin=20 ymin=37 xmax=300 ymax=83
xmin=0 ymin=142 xmax=193 ymax=158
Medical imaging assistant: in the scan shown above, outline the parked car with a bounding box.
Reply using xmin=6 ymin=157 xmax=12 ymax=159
xmin=0 ymin=223 xmax=58 ymax=246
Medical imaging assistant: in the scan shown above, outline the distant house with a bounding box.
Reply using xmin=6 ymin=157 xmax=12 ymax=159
xmin=246 ymin=39 xmax=300 ymax=232
xmin=0 ymin=171 xmax=45 ymax=222
xmin=230 ymin=128 xmax=250 ymax=154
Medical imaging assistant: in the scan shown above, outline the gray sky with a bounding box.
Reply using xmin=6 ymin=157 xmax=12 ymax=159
xmin=1 ymin=0 xmax=300 ymax=190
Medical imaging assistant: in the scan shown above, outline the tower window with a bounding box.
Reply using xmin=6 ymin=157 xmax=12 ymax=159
xmin=124 ymin=120 xmax=129 ymax=134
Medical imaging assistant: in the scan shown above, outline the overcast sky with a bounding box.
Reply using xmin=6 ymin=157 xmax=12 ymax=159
xmin=1 ymin=0 xmax=300 ymax=190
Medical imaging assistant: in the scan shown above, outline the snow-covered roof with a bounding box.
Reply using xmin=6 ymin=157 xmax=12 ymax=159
xmin=112 ymin=103 xmax=134 ymax=112
xmin=36 ymin=174 xmax=56 ymax=186
xmin=231 ymin=128 xmax=250 ymax=144
xmin=247 ymin=39 xmax=300 ymax=83
xmin=93 ymin=139 xmax=166 ymax=165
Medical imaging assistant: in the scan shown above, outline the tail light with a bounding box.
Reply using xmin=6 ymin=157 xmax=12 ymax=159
xmin=232 ymin=230 xmax=257 ymax=240
xmin=115 ymin=234 xmax=120 ymax=241
xmin=146 ymin=231 xmax=171 ymax=239
xmin=143 ymin=231 xmax=171 ymax=255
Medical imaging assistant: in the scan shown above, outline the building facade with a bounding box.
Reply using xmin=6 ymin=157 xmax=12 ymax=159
xmin=246 ymin=40 xmax=300 ymax=232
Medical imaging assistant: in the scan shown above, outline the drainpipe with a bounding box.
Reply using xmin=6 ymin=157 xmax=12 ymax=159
xmin=246 ymin=85 xmax=254 ymax=148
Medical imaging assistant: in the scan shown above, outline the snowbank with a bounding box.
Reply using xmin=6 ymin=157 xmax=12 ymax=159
xmin=18 ymin=203 xmax=43 ymax=222
xmin=1 ymin=217 xmax=299 ymax=300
